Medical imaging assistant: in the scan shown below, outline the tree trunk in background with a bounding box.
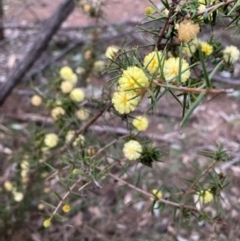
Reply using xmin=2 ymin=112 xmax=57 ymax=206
xmin=0 ymin=0 xmax=75 ymax=106
xmin=0 ymin=0 xmax=4 ymax=40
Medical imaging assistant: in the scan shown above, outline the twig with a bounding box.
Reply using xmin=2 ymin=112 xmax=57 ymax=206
xmin=183 ymin=160 xmax=218 ymax=202
xmin=156 ymin=0 xmax=180 ymax=50
xmin=178 ymin=86 xmax=233 ymax=95
xmin=108 ymin=173 xmax=198 ymax=212
xmin=155 ymin=80 xmax=233 ymax=95
xmin=185 ymin=0 xmax=237 ymax=19
xmin=0 ymin=0 xmax=76 ymax=106
xmin=52 ymin=179 xmax=90 ymax=216
xmin=45 ymin=135 xmax=129 ymax=182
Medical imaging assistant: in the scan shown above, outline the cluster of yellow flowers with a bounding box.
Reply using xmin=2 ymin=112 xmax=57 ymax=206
xmin=4 ymin=181 xmax=24 ymax=202
xmin=49 ymin=67 xmax=86 ymax=121
xmin=112 ymin=66 xmax=148 ymax=114
xmin=60 ymin=66 xmax=78 ymax=84
xmin=20 ymin=156 xmax=30 ymax=184
xmin=111 ymin=50 xmax=192 ymax=114
xmin=65 ymin=130 xmax=85 ymax=147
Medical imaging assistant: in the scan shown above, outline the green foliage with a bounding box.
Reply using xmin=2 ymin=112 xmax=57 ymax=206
xmin=1 ymin=0 xmax=240 ymax=239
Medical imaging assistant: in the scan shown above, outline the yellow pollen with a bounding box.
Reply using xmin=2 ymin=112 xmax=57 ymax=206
xmin=170 ymin=67 xmax=178 ymax=76
xmin=122 ymin=95 xmax=128 ymax=104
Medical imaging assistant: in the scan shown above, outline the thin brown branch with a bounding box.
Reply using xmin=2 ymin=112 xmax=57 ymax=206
xmin=186 ymin=0 xmax=237 ymax=19
xmin=45 ymin=135 xmax=129 ymax=181
xmin=52 ymin=179 xmax=90 ymax=216
xmin=108 ymin=172 xmax=198 ymax=212
xmin=156 ymin=0 xmax=180 ymax=50
xmin=183 ymin=160 xmax=218 ymax=202
xmin=154 ymin=80 xmax=233 ymax=95
xmin=178 ymin=86 xmax=233 ymax=95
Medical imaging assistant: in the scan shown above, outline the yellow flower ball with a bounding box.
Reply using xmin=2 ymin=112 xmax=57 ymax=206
xmin=83 ymin=4 xmax=91 ymax=13
xmin=132 ymin=116 xmax=149 ymax=131
xmin=76 ymin=67 xmax=86 ymax=75
xmin=123 ymin=140 xmax=142 ymax=161
xmin=65 ymin=131 xmax=85 ymax=147
xmin=150 ymin=189 xmax=163 ymax=201
xmin=177 ymin=20 xmax=200 ymax=43
xmin=197 ymin=189 xmax=213 ymax=204
xmin=70 ymin=88 xmax=85 ymax=102
xmin=68 ymin=73 xmax=78 ymax=84
xmin=112 ymin=91 xmax=140 ymax=114
xmin=223 ymin=45 xmax=240 ymax=64
xmin=21 ymin=169 xmax=28 ymax=178
xmin=72 ymin=168 xmax=80 ymax=175
xmin=118 ymin=66 xmax=149 ymax=92
xmin=31 ymin=95 xmax=42 ymax=106
xmin=163 ymin=57 xmax=190 ymax=82
xmin=105 ymin=46 xmax=119 ymax=59
xmin=60 ymin=81 xmax=74 ymax=94
xmin=93 ymin=60 xmax=105 ymax=72
xmin=182 ymin=43 xmax=197 ymax=57
xmin=60 ymin=66 xmax=73 ymax=79
xmin=51 ymin=107 xmax=65 ymax=120
xmin=62 ymin=204 xmax=71 ymax=213
xmin=65 ymin=130 xmax=74 ymax=143
xmin=201 ymin=42 xmax=213 ymax=56
xmin=74 ymin=135 xmax=85 ymax=147
xmin=145 ymin=6 xmax=153 ymax=15
xmin=22 ymin=176 xmax=29 ymax=184
xmin=143 ymin=51 xmax=164 ymax=74
xmin=76 ymin=108 xmax=89 ymax=121
xmin=163 ymin=9 xmax=169 ymax=16
xmin=38 ymin=203 xmax=45 ymax=210
xmin=20 ymin=160 xmax=29 ymax=170
xmin=60 ymin=66 xmax=78 ymax=84
xmin=44 ymin=133 xmax=59 ymax=148
xmin=13 ymin=191 xmax=24 ymax=202
xmin=43 ymin=219 xmax=51 ymax=228
xmin=4 ymin=181 xmax=13 ymax=191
